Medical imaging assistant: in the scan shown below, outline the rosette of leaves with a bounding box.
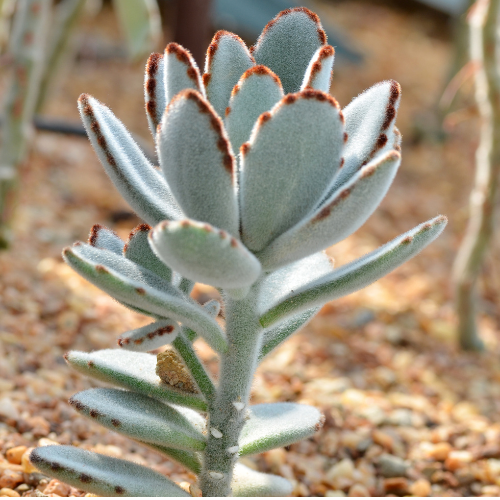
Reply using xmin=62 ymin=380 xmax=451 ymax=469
xmin=30 ymin=7 xmax=447 ymax=497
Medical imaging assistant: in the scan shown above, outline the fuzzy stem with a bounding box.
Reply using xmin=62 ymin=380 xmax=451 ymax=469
xmin=199 ymin=290 xmax=263 ymax=497
xmin=453 ymin=0 xmax=500 ymax=351
xmin=173 ymin=331 xmax=216 ymax=402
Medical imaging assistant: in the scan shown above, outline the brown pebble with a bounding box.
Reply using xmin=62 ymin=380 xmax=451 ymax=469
xmin=348 ymin=484 xmax=370 ymax=496
xmin=44 ymin=479 xmax=71 ymax=497
xmin=409 ymin=478 xmax=431 ymax=497
xmin=427 ymin=442 xmax=452 ymax=461
xmin=384 ymin=477 xmax=408 ymax=495
xmin=0 ymin=488 xmax=20 ymax=497
xmin=444 ymin=450 xmax=473 ymax=471
xmin=24 ymin=416 xmax=50 ymax=438
xmin=21 ymin=448 xmax=37 ymax=474
xmin=0 ymin=470 xmax=23 ymax=490
xmin=372 ymin=429 xmax=393 ymax=450
xmin=5 ymin=447 xmax=26 ymax=466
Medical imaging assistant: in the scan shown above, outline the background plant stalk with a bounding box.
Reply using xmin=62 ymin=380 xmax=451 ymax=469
xmin=200 ymin=288 xmax=263 ymax=497
xmin=453 ymin=0 xmax=500 ymax=350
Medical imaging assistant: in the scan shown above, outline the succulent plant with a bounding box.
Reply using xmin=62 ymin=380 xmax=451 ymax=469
xmin=30 ymin=7 xmax=447 ymax=497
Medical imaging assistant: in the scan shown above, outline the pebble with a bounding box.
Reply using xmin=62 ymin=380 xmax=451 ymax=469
xmin=372 ymin=429 xmax=393 ymax=451
xmin=427 ymin=442 xmax=453 ymax=461
xmin=444 ymin=450 xmax=473 ymax=471
xmin=0 ymin=471 xmax=23 ymax=490
xmin=409 ymin=478 xmax=431 ymax=496
xmin=384 ymin=477 xmax=409 ymax=495
xmin=0 ymin=399 xmax=18 ymax=421
xmin=0 ymin=488 xmax=19 ymax=497
xmin=21 ymin=448 xmax=37 ymax=474
xmin=5 ymin=448 xmax=26 ymax=466
xmin=325 ymin=491 xmax=346 ymax=497
xmin=43 ymin=479 xmax=71 ymax=496
xmin=378 ymin=453 xmax=408 ymax=478
xmin=347 ymin=484 xmax=370 ymax=496
xmin=325 ymin=458 xmax=355 ymax=490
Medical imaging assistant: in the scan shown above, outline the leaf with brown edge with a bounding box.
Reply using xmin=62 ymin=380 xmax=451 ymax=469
xmin=65 ymin=349 xmax=207 ymax=411
xmin=30 ymin=446 xmax=190 ymax=497
xmin=257 ymin=150 xmax=402 ymax=270
xmin=63 ymin=245 xmax=228 ymax=354
xmin=88 ymin=224 xmax=124 ymax=255
xmin=118 ymin=319 xmax=179 ymax=352
xmin=78 ymin=94 xmax=183 ymax=226
xmin=124 ymin=223 xmax=172 ymax=283
xmin=224 ymin=65 xmax=284 ymax=155
xmin=326 ymin=80 xmax=402 ymax=199
xmin=239 ymin=89 xmax=344 ymax=252
xmin=149 ymin=219 xmax=262 ymax=289
xmin=157 ymin=89 xmax=239 ymax=235
xmin=251 ymin=7 xmax=327 ymax=94
xmin=164 ymin=43 xmax=204 ymax=106
xmin=69 ymin=388 xmax=206 ymax=451
xmin=300 ymin=45 xmax=335 ymax=93
xmin=203 ymin=30 xmax=254 ymax=118
xmin=144 ymin=53 xmax=165 ymax=136
xmin=259 ymin=216 xmax=448 ymax=328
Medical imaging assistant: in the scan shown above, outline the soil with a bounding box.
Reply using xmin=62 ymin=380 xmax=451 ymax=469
xmin=1 ymin=1 xmax=499 ymax=497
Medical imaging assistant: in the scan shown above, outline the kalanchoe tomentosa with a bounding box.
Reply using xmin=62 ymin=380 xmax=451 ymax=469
xmin=30 ymin=7 xmax=447 ymax=497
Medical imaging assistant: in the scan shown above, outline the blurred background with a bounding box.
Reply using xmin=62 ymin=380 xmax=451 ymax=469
xmin=2 ymin=0 xmax=500 ymax=497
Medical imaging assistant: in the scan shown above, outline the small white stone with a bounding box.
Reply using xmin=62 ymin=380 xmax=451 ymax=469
xmin=232 ymin=401 xmax=245 ymax=411
xmin=227 ymin=445 xmax=239 ymax=454
xmin=209 ymin=471 xmax=224 ymax=480
xmin=210 ymin=427 xmax=223 ymax=438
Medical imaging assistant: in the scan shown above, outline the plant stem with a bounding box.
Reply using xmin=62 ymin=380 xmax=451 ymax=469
xmin=199 ymin=290 xmax=263 ymax=497
xmin=453 ymin=0 xmax=500 ymax=351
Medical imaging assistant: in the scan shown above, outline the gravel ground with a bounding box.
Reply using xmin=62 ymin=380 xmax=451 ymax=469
xmin=1 ymin=1 xmax=500 ymax=497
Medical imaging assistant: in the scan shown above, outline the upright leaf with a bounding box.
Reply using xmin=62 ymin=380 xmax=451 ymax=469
xmin=300 ymin=45 xmax=335 ymax=93
xmin=251 ymin=7 xmax=327 ymax=94
xmin=164 ymin=43 xmax=204 ymax=104
xmin=328 ymin=80 xmax=401 ymax=195
xmin=88 ymin=224 xmax=124 ymax=255
xmin=203 ymin=30 xmax=254 ymax=118
xmin=30 ymin=446 xmax=189 ymax=497
xmin=225 ymin=65 xmax=284 ymax=155
xmin=78 ymin=94 xmax=183 ymax=225
xmin=144 ymin=53 xmax=165 ymax=135
xmin=157 ymin=90 xmax=239 ymax=235
xmin=150 ymin=219 xmax=262 ymax=289
xmin=124 ymin=223 xmax=172 ymax=283
xmin=260 ymin=216 xmax=448 ymax=328
xmin=240 ymin=89 xmax=344 ymax=251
